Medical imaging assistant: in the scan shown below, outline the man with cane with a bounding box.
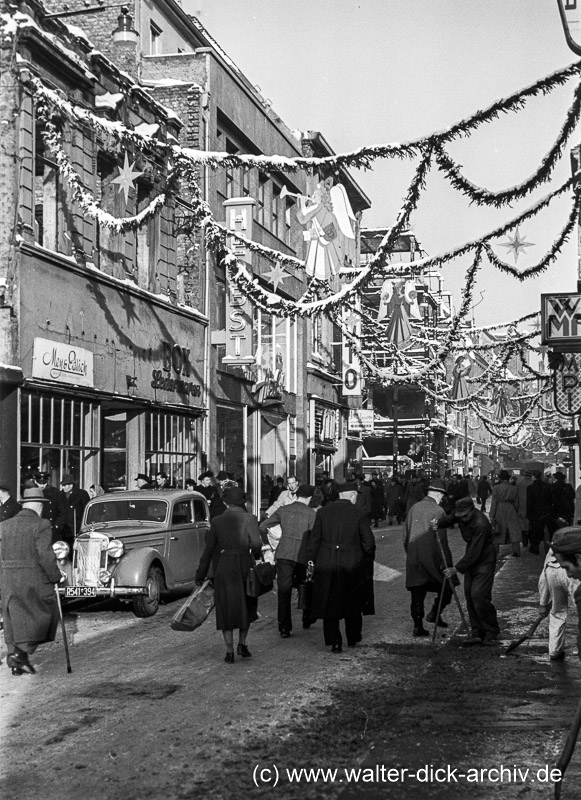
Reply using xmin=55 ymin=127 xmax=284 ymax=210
xmin=0 ymin=488 xmax=64 ymax=675
xmin=403 ymin=478 xmax=456 ymax=637
xmin=443 ymin=496 xmax=500 ymax=645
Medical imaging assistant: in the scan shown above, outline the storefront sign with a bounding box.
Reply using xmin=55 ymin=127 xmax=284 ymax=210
xmin=342 ymin=304 xmax=362 ymax=396
xmin=348 ymin=409 xmax=375 ymax=433
xmin=541 ymin=293 xmax=581 ymax=350
xmin=551 ymin=351 xmax=581 ymax=415
xmin=223 ymin=198 xmax=256 ymax=365
xmin=151 ymin=339 xmax=201 ymax=397
xmin=32 ymin=338 xmax=94 ymax=387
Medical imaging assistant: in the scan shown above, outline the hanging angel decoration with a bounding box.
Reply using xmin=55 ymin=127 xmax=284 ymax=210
xmin=451 ymin=337 xmax=475 ymax=400
xmin=295 ymin=177 xmax=356 ymax=281
xmin=377 ymin=278 xmax=422 ymax=350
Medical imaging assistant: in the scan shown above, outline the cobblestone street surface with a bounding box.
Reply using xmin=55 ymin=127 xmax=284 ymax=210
xmin=1 ymin=522 xmax=581 ymax=799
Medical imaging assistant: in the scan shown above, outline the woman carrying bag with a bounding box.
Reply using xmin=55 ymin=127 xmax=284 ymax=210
xmin=195 ymin=485 xmax=263 ymax=663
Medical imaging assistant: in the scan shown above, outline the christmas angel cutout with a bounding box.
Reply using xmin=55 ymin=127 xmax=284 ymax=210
xmin=376 ymin=278 xmax=422 ymax=349
xmin=295 ymin=177 xmax=356 ymax=281
xmin=451 ymin=337 xmax=475 ymax=400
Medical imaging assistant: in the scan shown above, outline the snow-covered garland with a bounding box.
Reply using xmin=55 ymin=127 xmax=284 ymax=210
xmin=35 ymin=100 xmax=172 ymax=232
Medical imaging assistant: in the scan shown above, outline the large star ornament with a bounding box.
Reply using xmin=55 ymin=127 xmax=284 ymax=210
xmin=112 ymin=153 xmax=143 ymax=205
xmin=263 ymin=263 xmax=288 ymax=293
xmin=499 ymin=227 xmax=535 ymax=263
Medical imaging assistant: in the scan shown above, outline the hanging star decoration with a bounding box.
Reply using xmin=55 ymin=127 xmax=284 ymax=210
xmin=262 ymin=263 xmax=288 ymax=293
xmin=499 ymin=227 xmax=535 ymax=263
xmin=112 ymin=152 xmax=143 ymax=205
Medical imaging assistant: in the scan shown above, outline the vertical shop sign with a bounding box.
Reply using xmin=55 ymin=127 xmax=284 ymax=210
xmin=223 ymin=198 xmax=256 ymax=365
xmin=342 ymin=302 xmax=362 ymax=396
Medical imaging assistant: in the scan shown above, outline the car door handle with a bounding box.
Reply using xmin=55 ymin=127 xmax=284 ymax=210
xmin=170 ymin=536 xmax=179 ymax=540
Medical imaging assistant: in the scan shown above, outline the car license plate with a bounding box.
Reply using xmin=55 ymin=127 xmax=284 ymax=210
xmin=64 ymin=586 xmax=97 ymax=598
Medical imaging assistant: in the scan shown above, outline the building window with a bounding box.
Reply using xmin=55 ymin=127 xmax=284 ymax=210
xmin=145 ymin=410 xmax=199 ymax=487
xmin=257 ymin=174 xmax=267 ymax=226
xmin=102 ymin=411 xmax=127 ymax=491
xmin=272 ymin=184 xmax=281 ymax=236
xmin=312 ymin=315 xmax=323 ymax=357
xmin=150 ymin=21 xmax=162 ymax=55
xmin=254 ymin=310 xmax=297 ymax=393
xmin=34 ymin=124 xmax=62 ymax=252
xmin=20 ymin=392 xmax=99 ymax=491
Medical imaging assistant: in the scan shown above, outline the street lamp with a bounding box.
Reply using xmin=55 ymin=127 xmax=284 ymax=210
xmin=44 ymin=4 xmax=139 ymax=46
xmin=556 ymin=0 xmax=581 ymax=56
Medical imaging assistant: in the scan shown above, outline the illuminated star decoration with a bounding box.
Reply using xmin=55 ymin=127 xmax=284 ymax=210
xmin=112 ymin=153 xmax=143 ymax=205
xmin=499 ymin=227 xmax=535 ymax=263
xmin=263 ymin=263 xmax=288 ymax=293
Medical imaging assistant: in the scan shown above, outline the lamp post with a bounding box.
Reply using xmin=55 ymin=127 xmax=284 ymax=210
xmin=44 ymin=4 xmax=139 ymax=46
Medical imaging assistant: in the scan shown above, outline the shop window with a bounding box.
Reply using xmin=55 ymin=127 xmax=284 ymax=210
xmin=216 ymin=405 xmax=245 ymax=482
xmin=20 ymin=392 xmax=99 ymax=491
xmin=145 ymin=410 xmax=199 ymax=487
xmin=103 ymin=411 xmax=127 ymax=491
xmin=260 ymin=413 xmax=288 ymax=509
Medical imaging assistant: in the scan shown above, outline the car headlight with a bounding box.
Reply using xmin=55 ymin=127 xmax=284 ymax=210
xmin=98 ymin=569 xmax=112 ymax=585
xmin=52 ymin=541 xmax=70 ymax=560
xmin=107 ymin=539 xmax=124 ymax=558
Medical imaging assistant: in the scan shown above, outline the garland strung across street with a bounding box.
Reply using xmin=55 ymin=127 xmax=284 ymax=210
xmin=10 ymin=10 xmax=580 ymax=444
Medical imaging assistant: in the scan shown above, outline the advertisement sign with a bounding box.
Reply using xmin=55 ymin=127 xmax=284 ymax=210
xmin=551 ymin=351 xmax=581 ymax=415
xmin=541 ymin=293 xmax=581 ymax=350
xmin=342 ymin=303 xmax=362 ymax=396
xmin=223 ymin=198 xmax=256 ymax=365
xmin=32 ymin=338 xmax=94 ymax=387
xmin=348 ymin=409 xmax=375 ymax=433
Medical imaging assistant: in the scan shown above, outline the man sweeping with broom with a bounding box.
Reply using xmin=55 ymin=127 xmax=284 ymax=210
xmin=443 ymin=496 xmax=500 ymax=645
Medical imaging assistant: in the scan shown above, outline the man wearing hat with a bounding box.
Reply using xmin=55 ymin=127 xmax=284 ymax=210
xmin=307 ymin=481 xmax=376 ymax=652
xmin=55 ymin=474 xmax=90 ymax=552
xmin=550 ymin=527 xmax=581 ymax=661
xmin=33 ymin=472 xmax=60 ymax=539
xmin=0 ymin=481 xmax=20 ymax=523
xmin=135 ymin=473 xmax=152 ymax=490
xmin=260 ymin=484 xmax=317 ymax=637
xmin=403 ymin=477 xmax=456 ymax=636
xmin=443 ymin=496 xmax=500 ymax=644
xmin=0 ymin=488 xmax=63 ymax=675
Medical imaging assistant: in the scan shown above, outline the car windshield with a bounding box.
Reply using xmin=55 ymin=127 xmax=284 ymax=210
xmin=85 ymin=499 xmax=169 ymax=525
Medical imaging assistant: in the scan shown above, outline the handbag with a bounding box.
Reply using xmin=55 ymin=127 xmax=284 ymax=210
xmin=297 ymin=560 xmax=314 ymax=610
xmin=246 ymin=561 xmax=275 ymax=598
xmin=170 ymin=580 xmax=215 ymax=631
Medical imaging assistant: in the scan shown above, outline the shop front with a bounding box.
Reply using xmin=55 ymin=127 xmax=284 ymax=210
xmin=15 ymin=255 xmax=207 ymax=494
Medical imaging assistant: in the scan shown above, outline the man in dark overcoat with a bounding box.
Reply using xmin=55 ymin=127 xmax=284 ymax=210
xmin=55 ymin=474 xmax=90 ymax=552
xmin=0 ymin=488 xmax=62 ymax=675
xmin=34 ymin=472 xmax=60 ymax=540
xmin=527 ymin=470 xmax=554 ymax=555
xmin=443 ymin=496 xmax=500 ymax=644
xmin=403 ymin=477 xmax=456 ymax=637
xmin=307 ymin=481 xmax=376 ymax=652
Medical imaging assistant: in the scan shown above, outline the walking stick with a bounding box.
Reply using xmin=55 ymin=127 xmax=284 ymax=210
xmin=554 ymin=692 xmax=581 ymax=799
xmin=54 ymin=584 xmax=72 ymax=674
xmin=505 ymin=614 xmax=545 ymax=654
xmin=430 ymin=519 xmax=469 ymax=633
xmin=431 ymin=580 xmax=447 ymax=646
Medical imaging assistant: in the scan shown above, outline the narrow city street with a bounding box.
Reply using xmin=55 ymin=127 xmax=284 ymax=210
xmin=1 ymin=521 xmax=580 ymax=800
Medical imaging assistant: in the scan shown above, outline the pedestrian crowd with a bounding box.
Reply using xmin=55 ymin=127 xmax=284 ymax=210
xmin=1 ymin=461 xmax=581 ymax=673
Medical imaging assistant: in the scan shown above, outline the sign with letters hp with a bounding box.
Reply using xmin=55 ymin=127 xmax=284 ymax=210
xmin=550 ymin=351 xmax=581 ymax=415
xmin=541 ymin=293 xmax=581 ymax=351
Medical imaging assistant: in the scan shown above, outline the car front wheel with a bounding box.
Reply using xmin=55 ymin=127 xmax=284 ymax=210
xmin=132 ymin=566 xmax=163 ymax=617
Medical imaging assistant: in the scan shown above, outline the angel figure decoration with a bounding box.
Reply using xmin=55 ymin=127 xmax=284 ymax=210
xmin=376 ymin=278 xmax=422 ymax=349
xmin=295 ymin=177 xmax=356 ymax=281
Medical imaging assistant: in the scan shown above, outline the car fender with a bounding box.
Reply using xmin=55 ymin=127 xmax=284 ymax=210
xmin=112 ymin=548 xmax=167 ymax=588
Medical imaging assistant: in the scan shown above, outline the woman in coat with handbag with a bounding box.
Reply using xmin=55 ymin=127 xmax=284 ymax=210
xmin=195 ymin=485 xmax=263 ymax=663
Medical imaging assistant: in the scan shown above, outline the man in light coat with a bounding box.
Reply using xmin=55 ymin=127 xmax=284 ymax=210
xmin=403 ymin=478 xmax=456 ymax=637
xmin=550 ymin=526 xmax=581 ymax=663
xmin=265 ymin=475 xmax=299 ymax=517
xmin=260 ymin=484 xmax=317 ymax=637
xmin=0 ymin=488 xmax=63 ymax=675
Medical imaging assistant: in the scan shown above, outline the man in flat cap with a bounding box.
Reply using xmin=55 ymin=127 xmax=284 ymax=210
xmin=550 ymin=527 xmax=581 ymax=661
xmin=443 ymin=496 xmax=500 ymax=644
xmin=0 ymin=488 xmax=63 ymax=675
xmin=260 ymin=483 xmax=317 ymax=637
xmin=307 ymin=481 xmax=376 ymax=652
xmin=403 ymin=477 xmax=456 ymax=637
